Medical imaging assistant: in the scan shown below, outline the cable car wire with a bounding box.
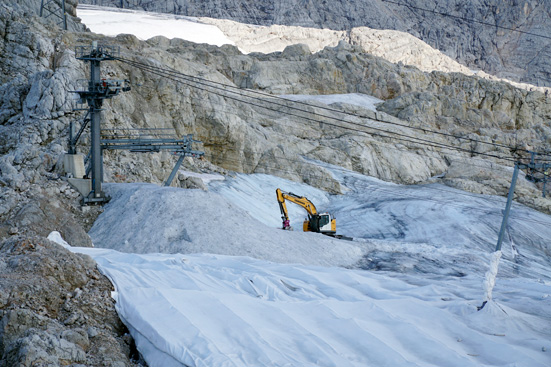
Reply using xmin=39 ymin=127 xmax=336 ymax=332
xmin=114 ymin=55 xmax=551 ymax=159
xmin=114 ymin=55 xmax=527 ymax=163
xmin=380 ymin=0 xmax=551 ymax=41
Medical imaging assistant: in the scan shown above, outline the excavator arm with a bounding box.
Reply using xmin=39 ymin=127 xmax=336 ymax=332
xmin=276 ymin=188 xmax=318 ymax=219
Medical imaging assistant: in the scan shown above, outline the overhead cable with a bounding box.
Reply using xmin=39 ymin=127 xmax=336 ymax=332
xmin=114 ymin=55 xmax=523 ymax=163
xmin=114 ymin=55 xmax=551 ymax=159
xmin=380 ymin=0 xmax=551 ymax=41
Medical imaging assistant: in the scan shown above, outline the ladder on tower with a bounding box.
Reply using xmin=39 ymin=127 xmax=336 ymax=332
xmin=40 ymin=0 xmax=67 ymax=30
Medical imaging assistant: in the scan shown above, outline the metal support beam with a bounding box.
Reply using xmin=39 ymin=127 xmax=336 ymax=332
xmin=100 ymin=131 xmax=204 ymax=186
xmin=71 ymin=42 xmax=126 ymax=205
xmin=495 ymin=163 xmax=519 ymax=251
xmin=164 ymin=155 xmax=187 ymax=187
xmin=479 ymin=163 xmax=519 ymax=310
xmin=68 ymin=113 xmax=90 ymax=155
xmin=480 ymin=155 xmax=547 ymax=310
xmin=69 ymin=43 xmax=204 ymax=202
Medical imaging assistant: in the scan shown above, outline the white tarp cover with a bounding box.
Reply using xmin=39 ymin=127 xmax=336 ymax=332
xmin=64 ymin=246 xmax=550 ymax=367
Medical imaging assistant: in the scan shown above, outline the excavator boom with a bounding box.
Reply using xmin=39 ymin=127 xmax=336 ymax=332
xmin=276 ymin=189 xmax=317 ymax=216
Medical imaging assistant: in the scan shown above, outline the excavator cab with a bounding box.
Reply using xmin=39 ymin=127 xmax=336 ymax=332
xmin=303 ymin=213 xmax=336 ymax=234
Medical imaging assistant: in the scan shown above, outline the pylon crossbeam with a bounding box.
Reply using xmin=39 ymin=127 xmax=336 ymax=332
xmin=75 ymin=45 xmax=120 ymax=61
xmin=100 ymin=135 xmax=204 ymax=156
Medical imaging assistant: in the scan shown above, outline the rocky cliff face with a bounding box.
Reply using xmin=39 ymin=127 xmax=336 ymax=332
xmin=0 ymin=2 xmax=140 ymax=365
xmin=81 ymin=0 xmax=551 ymax=88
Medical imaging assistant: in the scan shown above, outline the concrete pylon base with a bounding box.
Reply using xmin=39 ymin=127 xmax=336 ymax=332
xmin=63 ymin=154 xmax=86 ymax=179
xmin=67 ymin=178 xmax=92 ymax=197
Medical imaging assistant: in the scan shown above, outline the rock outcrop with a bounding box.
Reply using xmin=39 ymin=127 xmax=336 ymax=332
xmin=2 ymin=1 xmax=551 ymax=219
xmin=0 ymin=236 xmax=140 ymax=366
xmin=79 ymin=0 xmax=551 ymax=88
xmin=92 ymin=36 xmax=550 ymax=210
xmin=0 ymin=2 xmax=139 ymax=364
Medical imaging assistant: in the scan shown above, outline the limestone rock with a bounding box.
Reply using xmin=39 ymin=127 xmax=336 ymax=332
xmin=3 ymin=0 xmax=551 ymax=218
xmin=4 ymin=329 xmax=87 ymax=366
xmin=8 ymin=190 xmax=93 ymax=247
xmin=87 ymin=35 xmax=550 ymax=213
xmin=80 ymin=0 xmax=551 ymax=88
xmin=178 ymin=174 xmax=208 ymax=190
xmin=0 ymin=236 xmax=139 ymax=366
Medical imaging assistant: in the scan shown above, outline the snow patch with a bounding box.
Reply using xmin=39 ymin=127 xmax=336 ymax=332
xmin=77 ymin=5 xmax=234 ymax=46
xmin=47 ymin=231 xmax=71 ymax=248
xmin=89 ymin=182 xmax=363 ymax=267
xmin=70 ymin=248 xmax=551 ymax=367
xmin=80 ymin=170 xmax=551 ymax=367
xmin=280 ymin=93 xmax=383 ymax=111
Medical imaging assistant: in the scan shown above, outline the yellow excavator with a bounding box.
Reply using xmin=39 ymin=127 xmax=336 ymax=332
xmin=276 ymin=188 xmax=337 ymax=235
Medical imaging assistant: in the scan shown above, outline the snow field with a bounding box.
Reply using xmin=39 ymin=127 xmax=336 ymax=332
xmin=71 ymin=6 xmax=551 ymax=366
xmin=89 ymin=182 xmax=363 ymax=267
xmin=65 ymin=247 xmax=550 ymax=367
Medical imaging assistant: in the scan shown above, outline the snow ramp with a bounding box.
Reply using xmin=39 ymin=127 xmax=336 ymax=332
xmin=88 ymin=183 xmax=364 ymax=267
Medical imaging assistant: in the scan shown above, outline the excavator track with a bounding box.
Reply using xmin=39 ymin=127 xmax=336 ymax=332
xmin=324 ymin=233 xmax=354 ymax=241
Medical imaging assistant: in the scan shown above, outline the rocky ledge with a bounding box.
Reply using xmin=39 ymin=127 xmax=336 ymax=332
xmin=0 ymin=236 xmax=142 ymax=366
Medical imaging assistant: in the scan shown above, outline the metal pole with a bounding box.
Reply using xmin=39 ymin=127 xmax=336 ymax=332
xmin=89 ymin=52 xmax=104 ymax=199
xmin=478 ymin=163 xmax=519 ymax=310
xmin=495 ymin=163 xmax=519 ymax=251
xmin=100 ymin=142 xmax=105 ymax=183
xmin=90 ymin=105 xmax=102 ymax=198
xmin=164 ymin=154 xmax=186 ymax=186
xmin=69 ymin=121 xmax=75 ymax=154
